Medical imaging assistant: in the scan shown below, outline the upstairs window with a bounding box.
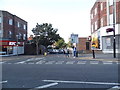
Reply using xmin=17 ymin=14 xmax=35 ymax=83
xmin=95 ymin=8 xmax=97 ymax=15
xmin=110 ymin=14 xmax=113 ymax=25
xmin=0 ymin=17 xmax=2 ymax=23
xmin=109 ymin=0 xmax=113 ymax=6
xmin=95 ymin=21 xmax=97 ymax=30
xmin=101 ymin=18 xmax=103 ymax=27
xmin=101 ymin=3 xmax=103 ymax=11
xmin=9 ymin=19 xmax=13 ymax=25
xmin=8 ymin=31 xmax=12 ymax=38
xmin=23 ymin=34 xmax=26 ymax=40
xmin=17 ymin=22 xmax=20 ymax=27
xmin=24 ymin=25 xmax=26 ymax=30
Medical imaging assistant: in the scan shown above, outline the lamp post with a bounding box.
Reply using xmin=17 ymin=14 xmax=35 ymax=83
xmin=16 ymin=35 xmax=18 ymax=56
xmin=113 ymin=0 xmax=116 ymax=58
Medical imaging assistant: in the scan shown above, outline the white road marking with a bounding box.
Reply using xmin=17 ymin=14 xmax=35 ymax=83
xmin=77 ymin=61 xmax=86 ymax=64
xmin=55 ymin=61 xmax=64 ymax=64
xmin=29 ymin=83 xmax=58 ymax=90
xmin=0 ymin=61 xmax=5 ymax=64
xmin=43 ymin=80 xmax=120 ymax=85
xmin=0 ymin=80 xmax=8 ymax=84
xmin=116 ymin=62 xmax=120 ymax=64
xmin=36 ymin=60 xmax=46 ymax=64
xmin=103 ymin=61 xmax=113 ymax=64
xmin=45 ymin=61 xmax=55 ymax=64
xmin=90 ymin=61 xmax=99 ymax=64
xmin=112 ymin=86 xmax=120 ymax=89
xmin=66 ymin=61 xmax=75 ymax=64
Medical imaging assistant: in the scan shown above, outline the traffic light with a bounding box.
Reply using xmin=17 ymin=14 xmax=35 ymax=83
xmin=106 ymin=28 xmax=114 ymax=33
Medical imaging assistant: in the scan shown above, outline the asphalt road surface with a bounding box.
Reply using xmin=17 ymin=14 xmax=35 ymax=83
xmin=1 ymin=54 xmax=120 ymax=89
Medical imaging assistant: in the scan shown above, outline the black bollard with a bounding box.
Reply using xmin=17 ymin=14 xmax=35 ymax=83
xmin=92 ymin=50 xmax=95 ymax=58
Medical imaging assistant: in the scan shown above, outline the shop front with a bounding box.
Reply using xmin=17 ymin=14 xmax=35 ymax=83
xmin=0 ymin=40 xmax=24 ymax=55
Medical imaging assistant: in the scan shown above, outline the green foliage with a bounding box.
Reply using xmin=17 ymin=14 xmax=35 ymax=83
xmin=32 ymin=23 xmax=61 ymax=47
xmin=55 ymin=38 xmax=67 ymax=49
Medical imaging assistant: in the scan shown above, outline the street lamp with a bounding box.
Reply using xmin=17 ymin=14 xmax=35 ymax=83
xmin=16 ymin=35 xmax=19 ymax=56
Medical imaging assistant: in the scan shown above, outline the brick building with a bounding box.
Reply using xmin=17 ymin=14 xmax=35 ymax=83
xmin=0 ymin=10 xmax=27 ymax=55
xmin=90 ymin=0 xmax=120 ymax=53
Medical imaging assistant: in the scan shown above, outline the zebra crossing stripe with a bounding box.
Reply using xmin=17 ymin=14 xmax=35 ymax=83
xmin=103 ymin=61 xmax=113 ymax=64
xmin=36 ymin=61 xmax=46 ymax=64
xmin=55 ymin=61 xmax=64 ymax=64
xmin=77 ymin=61 xmax=86 ymax=64
xmin=45 ymin=61 xmax=55 ymax=64
xmin=66 ymin=61 xmax=75 ymax=64
xmin=90 ymin=61 xmax=99 ymax=64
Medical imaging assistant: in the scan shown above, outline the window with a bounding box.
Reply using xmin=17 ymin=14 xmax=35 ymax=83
xmin=0 ymin=17 xmax=1 ymax=23
xmin=18 ymin=33 xmax=22 ymax=39
xmin=110 ymin=14 xmax=113 ymax=25
xmin=91 ymin=13 xmax=93 ymax=19
xmin=8 ymin=31 xmax=12 ymax=38
xmin=0 ymin=30 xmax=2 ymax=37
xmin=109 ymin=0 xmax=113 ymax=6
xmin=23 ymin=34 xmax=26 ymax=40
xmin=95 ymin=8 xmax=97 ymax=15
xmin=9 ymin=19 xmax=13 ymax=25
xmin=101 ymin=18 xmax=103 ymax=27
xmin=17 ymin=22 xmax=20 ymax=27
xmin=24 ymin=25 xmax=26 ymax=30
xmin=101 ymin=3 xmax=103 ymax=11
xmin=91 ymin=25 xmax=93 ymax=33
xmin=95 ymin=21 xmax=97 ymax=30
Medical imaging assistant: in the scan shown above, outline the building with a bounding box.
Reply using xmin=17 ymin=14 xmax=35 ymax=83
xmin=90 ymin=0 xmax=120 ymax=53
xmin=77 ymin=37 xmax=91 ymax=53
xmin=0 ymin=10 xmax=27 ymax=55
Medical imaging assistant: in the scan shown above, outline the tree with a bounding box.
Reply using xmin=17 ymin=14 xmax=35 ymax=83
xmin=32 ymin=23 xmax=61 ymax=54
xmin=55 ymin=38 xmax=67 ymax=49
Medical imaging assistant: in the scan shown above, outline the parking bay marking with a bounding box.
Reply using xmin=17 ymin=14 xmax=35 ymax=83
xmin=43 ymin=80 xmax=120 ymax=86
xmin=29 ymin=82 xmax=58 ymax=90
xmin=0 ymin=80 xmax=8 ymax=84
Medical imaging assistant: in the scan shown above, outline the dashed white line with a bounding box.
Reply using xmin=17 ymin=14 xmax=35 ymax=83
xmin=36 ymin=61 xmax=46 ymax=64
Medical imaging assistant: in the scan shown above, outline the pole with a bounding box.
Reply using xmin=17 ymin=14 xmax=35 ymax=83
xmin=113 ymin=0 xmax=116 ymax=58
xmin=16 ymin=35 xmax=18 ymax=56
xmin=92 ymin=50 xmax=95 ymax=58
xmin=36 ymin=35 xmax=38 ymax=55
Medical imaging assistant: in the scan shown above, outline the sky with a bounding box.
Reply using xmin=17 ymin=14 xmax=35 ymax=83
xmin=0 ymin=0 xmax=96 ymax=42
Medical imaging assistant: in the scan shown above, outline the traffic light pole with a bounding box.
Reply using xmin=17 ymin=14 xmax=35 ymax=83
xmin=113 ymin=0 xmax=116 ymax=58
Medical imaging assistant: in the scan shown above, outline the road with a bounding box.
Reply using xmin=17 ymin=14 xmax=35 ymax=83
xmin=1 ymin=54 xmax=119 ymax=89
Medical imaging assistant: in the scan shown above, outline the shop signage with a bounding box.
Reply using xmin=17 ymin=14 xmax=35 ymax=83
xmin=9 ymin=42 xmax=16 ymax=45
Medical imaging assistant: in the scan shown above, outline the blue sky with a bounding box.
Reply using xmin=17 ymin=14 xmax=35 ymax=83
xmin=0 ymin=0 xmax=96 ymax=42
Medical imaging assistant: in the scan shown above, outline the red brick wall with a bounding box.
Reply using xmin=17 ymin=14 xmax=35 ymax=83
xmin=77 ymin=38 xmax=90 ymax=51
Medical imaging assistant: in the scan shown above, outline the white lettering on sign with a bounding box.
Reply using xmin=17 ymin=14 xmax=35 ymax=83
xmin=9 ymin=42 xmax=16 ymax=45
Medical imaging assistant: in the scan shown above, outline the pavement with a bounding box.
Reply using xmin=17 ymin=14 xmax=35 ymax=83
xmin=77 ymin=53 xmax=120 ymax=62
xmin=0 ymin=53 xmax=120 ymax=62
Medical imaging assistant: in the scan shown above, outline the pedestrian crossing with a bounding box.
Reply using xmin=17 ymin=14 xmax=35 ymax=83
xmin=0 ymin=60 xmax=120 ymax=65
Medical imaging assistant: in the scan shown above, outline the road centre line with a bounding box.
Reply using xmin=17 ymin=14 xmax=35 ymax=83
xmin=43 ymin=80 xmax=120 ymax=86
xmin=0 ymin=80 xmax=8 ymax=84
xmin=29 ymin=82 xmax=58 ymax=90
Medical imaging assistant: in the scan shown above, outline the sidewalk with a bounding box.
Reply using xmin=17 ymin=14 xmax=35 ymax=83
xmin=0 ymin=54 xmax=45 ymax=61
xmin=78 ymin=53 xmax=120 ymax=62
